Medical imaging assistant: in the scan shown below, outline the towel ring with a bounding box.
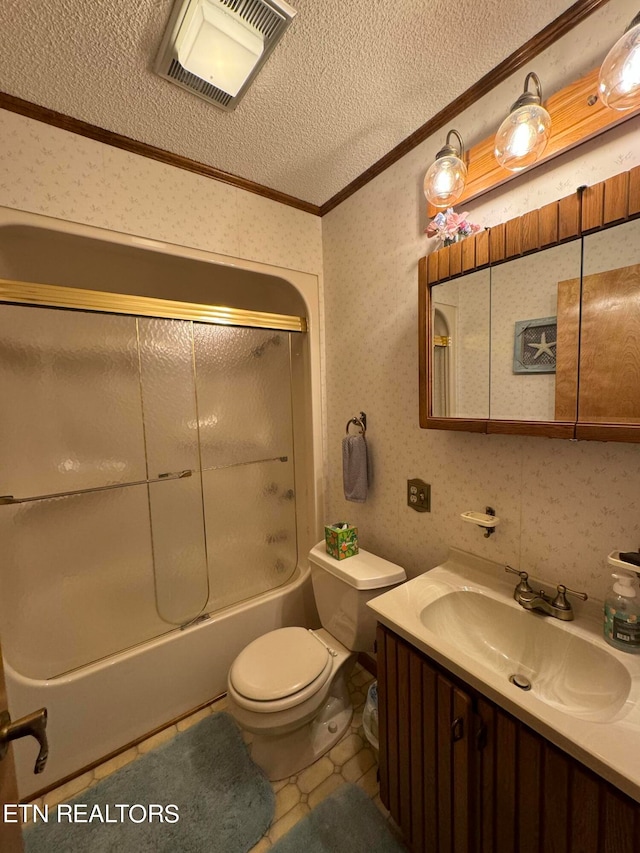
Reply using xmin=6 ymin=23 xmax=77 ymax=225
xmin=345 ymin=412 xmax=367 ymax=435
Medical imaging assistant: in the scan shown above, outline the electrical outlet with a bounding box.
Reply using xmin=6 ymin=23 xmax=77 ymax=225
xmin=407 ymin=478 xmax=430 ymax=512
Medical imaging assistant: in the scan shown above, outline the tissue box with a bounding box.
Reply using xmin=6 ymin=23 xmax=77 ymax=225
xmin=324 ymin=522 xmax=359 ymax=560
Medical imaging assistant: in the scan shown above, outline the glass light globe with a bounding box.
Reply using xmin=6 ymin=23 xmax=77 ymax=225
xmin=598 ymin=18 xmax=640 ymax=111
xmin=494 ymin=104 xmax=551 ymax=172
xmin=423 ymin=154 xmax=467 ymax=207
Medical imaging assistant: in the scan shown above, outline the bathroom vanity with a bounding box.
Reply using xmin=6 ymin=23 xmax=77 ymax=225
xmin=368 ymin=551 xmax=640 ymax=853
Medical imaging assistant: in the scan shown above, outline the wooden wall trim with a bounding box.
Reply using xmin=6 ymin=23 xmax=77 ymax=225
xmin=425 ymin=166 xmax=638 ymax=287
xmin=576 ymin=424 xmax=640 ymax=443
xmin=0 ymin=92 xmax=321 ymax=217
xmin=320 ymin=0 xmax=612 ymax=216
xmin=629 ymin=166 xmax=640 ymax=215
xmin=426 ymin=417 xmax=487 ymax=433
xmin=582 ymin=180 xmax=606 ymax=232
xmin=486 ymin=421 xmax=575 ymax=439
xmin=419 ymin=256 xmax=429 ymax=428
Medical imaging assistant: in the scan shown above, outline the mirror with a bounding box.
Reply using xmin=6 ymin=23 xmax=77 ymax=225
xmin=580 ymin=218 xmax=640 ymax=424
xmin=422 ymin=167 xmax=640 ymax=439
xmin=489 ymin=239 xmax=582 ymax=421
xmin=430 ymin=269 xmax=490 ymax=419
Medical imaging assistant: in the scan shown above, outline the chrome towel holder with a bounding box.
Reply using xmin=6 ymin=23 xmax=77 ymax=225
xmin=346 ymin=412 xmax=367 ymax=435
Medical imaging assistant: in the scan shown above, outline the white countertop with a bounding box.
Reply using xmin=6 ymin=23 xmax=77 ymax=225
xmin=367 ymin=548 xmax=640 ymax=803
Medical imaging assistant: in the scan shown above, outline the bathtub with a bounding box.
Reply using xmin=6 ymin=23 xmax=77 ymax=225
xmin=7 ymin=564 xmax=316 ymax=799
xmin=0 ymin=208 xmax=324 ymax=801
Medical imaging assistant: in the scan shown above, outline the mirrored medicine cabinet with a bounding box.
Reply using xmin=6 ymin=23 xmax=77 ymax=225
xmin=419 ymin=165 xmax=640 ymax=442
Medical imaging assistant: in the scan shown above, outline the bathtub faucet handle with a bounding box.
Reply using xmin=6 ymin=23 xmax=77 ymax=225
xmin=0 ymin=706 xmax=49 ymax=774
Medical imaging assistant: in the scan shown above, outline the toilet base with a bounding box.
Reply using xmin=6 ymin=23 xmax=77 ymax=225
xmin=248 ymin=672 xmax=353 ymax=781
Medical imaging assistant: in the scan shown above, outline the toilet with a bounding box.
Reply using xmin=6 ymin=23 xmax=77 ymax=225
xmin=226 ymin=541 xmax=406 ymax=780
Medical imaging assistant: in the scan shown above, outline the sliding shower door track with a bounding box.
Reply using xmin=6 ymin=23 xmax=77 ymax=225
xmin=0 ymin=278 xmax=307 ymax=332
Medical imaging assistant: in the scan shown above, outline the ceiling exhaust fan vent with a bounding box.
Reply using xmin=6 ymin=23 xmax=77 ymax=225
xmin=155 ymin=0 xmax=296 ymax=112
xmin=167 ymin=58 xmax=233 ymax=108
xmin=218 ymin=0 xmax=285 ymax=39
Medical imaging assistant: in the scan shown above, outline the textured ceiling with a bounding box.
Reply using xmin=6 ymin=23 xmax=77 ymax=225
xmin=0 ymin=0 xmax=586 ymax=206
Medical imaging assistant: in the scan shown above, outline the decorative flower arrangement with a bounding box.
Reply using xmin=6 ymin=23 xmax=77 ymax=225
xmin=425 ymin=208 xmax=481 ymax=246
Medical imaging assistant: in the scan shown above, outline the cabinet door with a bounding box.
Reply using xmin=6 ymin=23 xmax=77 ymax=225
xmin=377 ymin=625 xmax=477 ymax=853
xmin=476 ymin=697 xmax=640 ymax=853
xmin=378 ymin=624 xmax=640 ymax=853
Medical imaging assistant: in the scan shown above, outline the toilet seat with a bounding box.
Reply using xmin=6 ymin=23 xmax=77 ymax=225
xmin=228 ymin=627 xmax=334 ymax=713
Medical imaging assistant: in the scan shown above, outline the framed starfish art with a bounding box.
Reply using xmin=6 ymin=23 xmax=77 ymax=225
xmin=513 ymin=316 xmax=557 ymax=374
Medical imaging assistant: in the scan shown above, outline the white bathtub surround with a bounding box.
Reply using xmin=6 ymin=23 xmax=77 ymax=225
xmin=20 ymin=693 xmax=225 ymax=821
xmin=9 ymin=565 xmax=314 ymax=799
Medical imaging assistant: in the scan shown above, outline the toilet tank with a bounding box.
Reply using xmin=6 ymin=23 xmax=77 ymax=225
xmin=309 ymin=543 xmax=406 ymax=652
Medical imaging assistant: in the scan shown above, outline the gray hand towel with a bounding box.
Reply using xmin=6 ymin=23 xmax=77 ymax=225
xmin=343 ymin=434 xmax=369 ymax=502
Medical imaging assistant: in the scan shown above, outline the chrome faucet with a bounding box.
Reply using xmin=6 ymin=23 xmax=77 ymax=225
xmin=505 ymin=566 xmax=588 ymax=621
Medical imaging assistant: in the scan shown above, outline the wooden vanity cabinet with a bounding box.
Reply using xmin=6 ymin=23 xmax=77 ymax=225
xmin=377 ymin=623 xmax=640 ymax=853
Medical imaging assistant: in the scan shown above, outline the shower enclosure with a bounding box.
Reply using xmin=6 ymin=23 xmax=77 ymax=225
xmin=0 ymin=213 xmax=321 ymax=796
xmin=0 ymin=305 xmax=301 ymax=679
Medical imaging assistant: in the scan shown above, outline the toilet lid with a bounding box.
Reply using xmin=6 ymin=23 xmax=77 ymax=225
xmin=230 ymin=627 xmax=330 ymax=701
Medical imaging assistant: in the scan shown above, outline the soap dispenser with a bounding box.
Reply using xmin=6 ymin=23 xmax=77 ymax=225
xmin=604 ymin=572 xmax=640 ymax=653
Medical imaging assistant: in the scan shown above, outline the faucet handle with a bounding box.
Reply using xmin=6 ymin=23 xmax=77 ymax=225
xmin=505 ymin=565 xmax=533 ymax=594
xmin=552 ymin=584 xmax=588 ymax=611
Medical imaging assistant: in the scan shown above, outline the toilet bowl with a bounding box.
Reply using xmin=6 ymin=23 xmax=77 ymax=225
xmin=226 ymin=542 xmax=406 ymax=780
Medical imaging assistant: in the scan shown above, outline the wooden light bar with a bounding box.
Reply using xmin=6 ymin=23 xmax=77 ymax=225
xmin=427 ymin=65 xmax=640 ymax=218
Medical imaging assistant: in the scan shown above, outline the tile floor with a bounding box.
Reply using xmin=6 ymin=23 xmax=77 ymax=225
xmin=23 ymin=664 xmax=400 ymax=850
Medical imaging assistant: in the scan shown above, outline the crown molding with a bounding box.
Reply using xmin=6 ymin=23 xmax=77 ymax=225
xmin=0 ymin=0 xmax=613 ymax=219
xmin=319 ymin=0 xmax=612 ymax=215
xmin=0 ymin=92 xmax=320 ymax=216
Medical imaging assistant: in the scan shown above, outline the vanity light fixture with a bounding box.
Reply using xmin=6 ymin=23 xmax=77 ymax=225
xmin=494 ymin=72 xmax=551 ymax=172
xmin=598 ymin=11 xmax=640 ymax=110
xmin=423 ymin=129 xmax=467 ymax=208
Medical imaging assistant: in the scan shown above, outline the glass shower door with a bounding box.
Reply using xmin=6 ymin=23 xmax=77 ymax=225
xmin=0 ymin=308 xmax=210 ymax=678
xmin=0 ymin=305 xmax=300 ymax=679
xmin=0 ymin=306 xmax=169 ymax=678
xmin=137 ymin=318 xmax=209 ymax=626
xmin=194 ymin=325 xmax=297 ymax=612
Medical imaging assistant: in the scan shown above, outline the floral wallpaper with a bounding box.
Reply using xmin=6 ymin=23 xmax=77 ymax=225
xmin=0 ymin=109 xmax=323 ymax=276
xmin=323 ymin=0 xmax=640 ymax=603
xmin=0 ymin=0 xmax=639 ymax=608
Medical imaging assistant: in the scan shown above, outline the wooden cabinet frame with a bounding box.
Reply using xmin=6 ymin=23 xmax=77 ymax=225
xmin=419 ymin=164 xmax=640 ymax=441
xmin=378 ymin=623 xmax=640 ymax=853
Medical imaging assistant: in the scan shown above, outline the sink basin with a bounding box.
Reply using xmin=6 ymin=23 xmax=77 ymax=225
xmin=366 ymin=547 xmax=640 ymax=802
xmin=420 ymin=590 xmax=631 ymax=722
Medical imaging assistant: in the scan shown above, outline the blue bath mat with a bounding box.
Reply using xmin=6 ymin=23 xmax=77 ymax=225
xmin=270 ymin=783 xmax=406 ymax=853
xmin=23 ymin=712 xmax=274 ymax=853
